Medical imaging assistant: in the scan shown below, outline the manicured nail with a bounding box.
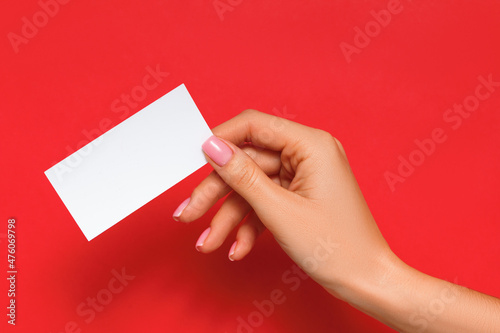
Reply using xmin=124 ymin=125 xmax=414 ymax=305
xmin=202 ymin=135 xmax=233 ymax=167
xmin=196 ymin=227 xmax=211 ymax=252
xmin=228 ymin=241 xmax=237 ymax=261
xmin=173 ymin=198 xmax=190 ymax=221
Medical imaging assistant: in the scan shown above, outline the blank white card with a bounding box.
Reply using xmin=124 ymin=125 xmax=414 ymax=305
xmin=45 ymin=84 xmax=213 ymax=241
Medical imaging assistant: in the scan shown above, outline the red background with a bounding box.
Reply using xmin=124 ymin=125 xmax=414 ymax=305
xmin=1 ymin=1 xmax=500 ymax=332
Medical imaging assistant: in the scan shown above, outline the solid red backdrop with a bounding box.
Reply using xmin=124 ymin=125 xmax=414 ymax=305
xmin=1 ymin=1 xmax=499 ymax=332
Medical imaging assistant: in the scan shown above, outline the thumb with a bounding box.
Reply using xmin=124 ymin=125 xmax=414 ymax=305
xmin=201 ymin=135 xmax=291 ymax=220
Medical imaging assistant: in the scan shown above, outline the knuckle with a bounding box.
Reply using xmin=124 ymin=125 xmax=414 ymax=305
xmin=231 ymin=162 xmax=260 ymax=191
xmin=332 ymin=137 xmax=347 ymax=157
xmin=192 ymin=184 xmax=218 ymax=206
xmin=189 ymin=189 xmax=206 ymax=209
xmin=240 ymin=145 xmax=260 ymax=160
xmin=315 ymin=129 xmax=334 ymax=141
xmin=191 ymin=186 xmax=207 ymax=200
xmin=239 ymin=109 xmax=260 ymax=120
xmin=241 ymin=108 xmax=259 ymax=116
xmin=315 ymin=129 xmax=345 ymax=155
xmin=332 ymin=137 xmax=345 ymax=153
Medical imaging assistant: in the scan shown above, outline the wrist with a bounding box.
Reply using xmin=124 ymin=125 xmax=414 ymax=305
xmin=324 ymin=250 xmax=418 ymax=330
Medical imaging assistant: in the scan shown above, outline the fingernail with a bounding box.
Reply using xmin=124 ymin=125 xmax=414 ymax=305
xmin=228 ymin=241 xmax=237 ymax=261
xmin=173 ymin=198 xmax=190 ymax=221
xmin=196 ymin=227 xmax=211 ymax=252
xmin=202 ymin=135 xmax=233 ymax=167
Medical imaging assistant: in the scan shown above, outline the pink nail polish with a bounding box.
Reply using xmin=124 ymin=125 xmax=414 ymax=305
xmin=202 ymin=135 xmax=233 ymax=167
xmin=173 ymin=198 xmax=190 ymax=221
xmin=196 ymin=227 xmax=211 ymax=252
xmin=228 ymin=241 xmax=237 ymax=261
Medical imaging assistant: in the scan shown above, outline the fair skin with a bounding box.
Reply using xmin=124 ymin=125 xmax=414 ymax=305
xmin=173 ymin=110 xmax=500 ymax=332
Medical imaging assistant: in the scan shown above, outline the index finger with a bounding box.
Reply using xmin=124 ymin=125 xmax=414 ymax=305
xmin=211 ymin=109 xmax=313 ymax=152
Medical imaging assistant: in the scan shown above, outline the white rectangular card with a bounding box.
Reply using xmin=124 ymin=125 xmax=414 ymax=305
xmin=45 ymin=84 xmax=212 ymax=241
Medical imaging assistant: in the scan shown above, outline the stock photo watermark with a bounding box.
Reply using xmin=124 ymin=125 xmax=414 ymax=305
xmin=234 ymin=236 xmax=339 ymax=333
xmin=6 ymin=218 xmax=17 ymax=326
xmin=340 ymin=0 xmax=410 ymax=63
xmin=50 ymin=64 xmax=169 ymax=182
xmin=385 ymin=74 xmax=500 ymax=192
xmin=408 ymin=277 xmax=459 ymax=332
xmin=7 ymin=0 xmax=73 ymax=54
xmin=213 ymin=0 xmax=243 ymax=21
xmin=50 ymin=267 xmax=135 ymax=333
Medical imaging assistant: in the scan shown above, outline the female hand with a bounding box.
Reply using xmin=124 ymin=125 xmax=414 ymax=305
xmin=173 ymin=110 xmax=500 ymax=332
xmin=172 ymin=109 xmax=393 ymax=292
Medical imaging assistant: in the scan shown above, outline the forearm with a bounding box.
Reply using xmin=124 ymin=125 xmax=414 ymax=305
xmin=326 ymin=252 xmax=500 ymax=332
